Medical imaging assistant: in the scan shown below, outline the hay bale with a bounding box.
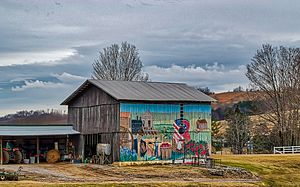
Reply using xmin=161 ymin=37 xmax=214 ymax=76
xmin=46 ymin=149 xmax=60 ymax=163
xmin=2 ymin=150 xmax=9 ymax=164
xmin=14 ymin=150 xmax=22 ymax=164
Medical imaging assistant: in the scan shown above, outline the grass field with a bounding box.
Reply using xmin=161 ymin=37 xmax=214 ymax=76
xmin=213 ymin=154 xmax=300 ymax=186
xmin=0 ymin=162 xmax=258 ymax=187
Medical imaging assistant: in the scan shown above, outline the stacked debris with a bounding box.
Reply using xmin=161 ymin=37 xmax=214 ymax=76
xmin=209 ymin=166 xmax=258 ymax=179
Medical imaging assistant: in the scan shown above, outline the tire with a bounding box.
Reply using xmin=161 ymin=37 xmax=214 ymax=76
xmin=2 ymin=150 xmax=9 ymax=164
xmin=0 ymin=175 xmax=6 ymax=181
xmin=14 ymin=150 xmax=22 ymax=164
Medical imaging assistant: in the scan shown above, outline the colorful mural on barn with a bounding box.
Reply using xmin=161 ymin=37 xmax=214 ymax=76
xmin=119 ymin=103 xmax=211 ymax=162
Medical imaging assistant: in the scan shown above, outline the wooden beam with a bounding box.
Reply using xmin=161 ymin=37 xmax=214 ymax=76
xmin=137 ymin=134 xmax=140 ymax=161
xmin=66 ymin=135 xmax=69 ymax=156
xmin=0 ymin=137 xmax=2 ymax=165
xmin=37 ymin=137 xmax=40 ymax=164
xmin=79 ymin=135 xmax=85 ymax=162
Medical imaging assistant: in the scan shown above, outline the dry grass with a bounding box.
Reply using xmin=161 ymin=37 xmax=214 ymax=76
xmin=1 ymin=154 xmax=296 ymax=186
xmin=0 ymin=162 xmax=259 ymax=187
xmin=213 ymin=154 xmax=300 ymax=186
xmin=0 ymin=182 xmax=259 ymax=187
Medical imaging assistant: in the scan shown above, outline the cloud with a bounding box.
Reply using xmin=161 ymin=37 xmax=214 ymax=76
xmin=11 ymin=80 xmax=64 ymax=92
xmin=0 ymin=48 xmax=77 ymax=66
xmin=1 ymin=0 xmax=300 ymax=115
xmin=144 ymin=63 xmax=249 ymax=92
xmin=205 ymin=62 xmax=225 ymax=71
xmin=53 ymin=72 xmax=87 ymax=83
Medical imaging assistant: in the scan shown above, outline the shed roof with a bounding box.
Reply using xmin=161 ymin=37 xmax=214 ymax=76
xmin=61 ymin=79 xmax=216 ymax=105
xmin=0 ymin=124 xmax=80 ymax=136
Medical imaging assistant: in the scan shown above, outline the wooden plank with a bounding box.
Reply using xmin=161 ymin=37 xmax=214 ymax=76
xmin=0 ymin=137 xmax=2 ymax=165
xmin=67 ymin=84 xmax=121 ymax=161
xmin=37 ymin=137 xmax=40 ymax=164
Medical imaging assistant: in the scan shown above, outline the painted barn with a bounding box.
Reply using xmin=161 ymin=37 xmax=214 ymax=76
xmin=61 ymin=79 xmax=215 ymax=162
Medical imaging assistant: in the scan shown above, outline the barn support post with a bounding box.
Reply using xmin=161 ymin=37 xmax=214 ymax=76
xmin=37 ymin=136 xmax=40 ymax=164
xmin=79 ymin=134 xmax=85 ymax=162
xmin=0 ymin=137 xmax=2 ymax=165
xmin=110 ymin=133 xmax=114 ymax=162
xmin=66 ymin=135 xmax=69 ymax=155
xmin=137 ymin=134 xmax=141 ymax=160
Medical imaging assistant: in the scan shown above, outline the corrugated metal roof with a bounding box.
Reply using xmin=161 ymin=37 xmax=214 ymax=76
xmin=61 ymin=79 xmax=216 ymax=105
xmin=0 ymin=124 xmax=80 ymax=136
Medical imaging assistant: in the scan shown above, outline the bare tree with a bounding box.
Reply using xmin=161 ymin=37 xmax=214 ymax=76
xmin=196 ymin=87 xmax=213 ymax=95
xmin=92 ymin=42 xmax=149 ymax=81
xmin=246 ymin=44 xmax=300 ymax=146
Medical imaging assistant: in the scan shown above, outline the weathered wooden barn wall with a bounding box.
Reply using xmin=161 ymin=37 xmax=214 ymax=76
xmin=67 ymin=85 xmax=120 ymax=161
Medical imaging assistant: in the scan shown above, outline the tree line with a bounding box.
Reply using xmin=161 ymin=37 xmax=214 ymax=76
xmin=0 ymin=109 xmax=67 ymax=124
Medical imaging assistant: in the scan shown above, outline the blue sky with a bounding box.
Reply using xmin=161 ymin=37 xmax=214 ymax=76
xmin=1 ymin=0 xmax=300 ymax=116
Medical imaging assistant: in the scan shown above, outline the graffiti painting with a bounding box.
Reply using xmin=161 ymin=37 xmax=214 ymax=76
xmin=119 ymin=103 xmax=211 ymax=162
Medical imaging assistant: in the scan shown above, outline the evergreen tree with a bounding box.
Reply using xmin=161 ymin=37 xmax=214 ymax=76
xmin=225 ymin=105 xmax=251 ymax=154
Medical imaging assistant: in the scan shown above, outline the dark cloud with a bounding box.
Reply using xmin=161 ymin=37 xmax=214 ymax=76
xmin=1 ymin=0 xmax=300 ymax=115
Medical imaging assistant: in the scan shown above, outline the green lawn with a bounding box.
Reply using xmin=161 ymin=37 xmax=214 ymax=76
xmin=213 ymin=154 xmax=300 ymax=186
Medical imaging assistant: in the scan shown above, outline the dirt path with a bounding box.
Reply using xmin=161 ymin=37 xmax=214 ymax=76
xmin=0 ymin=163 xmax=260 ymax=185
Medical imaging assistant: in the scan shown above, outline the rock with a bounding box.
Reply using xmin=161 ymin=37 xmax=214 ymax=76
xmin=209 ymin=169 xmax=224 ymax=176
xmin=208 ymin=166 xmax=257 ymax=179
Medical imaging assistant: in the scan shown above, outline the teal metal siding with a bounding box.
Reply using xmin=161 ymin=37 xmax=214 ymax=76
xmin=119 ymin=103 xmax=211 ymax=162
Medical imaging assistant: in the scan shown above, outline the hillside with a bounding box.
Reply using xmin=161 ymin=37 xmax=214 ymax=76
xmin=210 ymin=91 xmax=259 ymax=108
xmin=210 ymin=91 xmax=261 ymax=120
xmin=0 ymin=110 xmax=68 ymax=124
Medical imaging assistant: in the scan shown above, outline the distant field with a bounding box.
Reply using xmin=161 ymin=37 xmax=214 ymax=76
xmin=213 ymin=154 xmax=300 ymax=186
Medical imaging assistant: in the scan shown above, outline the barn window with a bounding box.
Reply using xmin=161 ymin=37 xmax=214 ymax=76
xmin=180 ymin=104 xmax=184 ymax=120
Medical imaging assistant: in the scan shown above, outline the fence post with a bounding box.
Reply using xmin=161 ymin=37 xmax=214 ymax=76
xmin=183 ymin=143 xmax=185 ymax=164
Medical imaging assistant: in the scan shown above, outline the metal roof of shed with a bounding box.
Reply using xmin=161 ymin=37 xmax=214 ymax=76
xmin=0 ymin=124 xmax=80 ymax=136
xmin=61 ymin=79 xmax=216 ymax=105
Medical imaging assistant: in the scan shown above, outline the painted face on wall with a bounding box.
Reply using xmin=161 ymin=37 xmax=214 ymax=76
xmin=140 ymin=139 xmax=147 ymax=157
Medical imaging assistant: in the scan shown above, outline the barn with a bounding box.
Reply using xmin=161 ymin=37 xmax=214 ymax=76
xmin=61 ymin=79 xmax=215 ymax=163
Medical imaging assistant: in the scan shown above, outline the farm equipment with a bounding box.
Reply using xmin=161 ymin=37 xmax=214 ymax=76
xmin=91 ymin=143 xmax=111 ymax=164
xmin=0 ymin=166 xmax=23 ymax=181
xmin=2 ymin=141 xmax=23 ymax=164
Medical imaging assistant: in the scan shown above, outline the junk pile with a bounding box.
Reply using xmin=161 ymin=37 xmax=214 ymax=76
xmin=209 ymin=166 xmax=258 ymax=179
xmin=0 ymin=166 xmax=23 ymax=181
